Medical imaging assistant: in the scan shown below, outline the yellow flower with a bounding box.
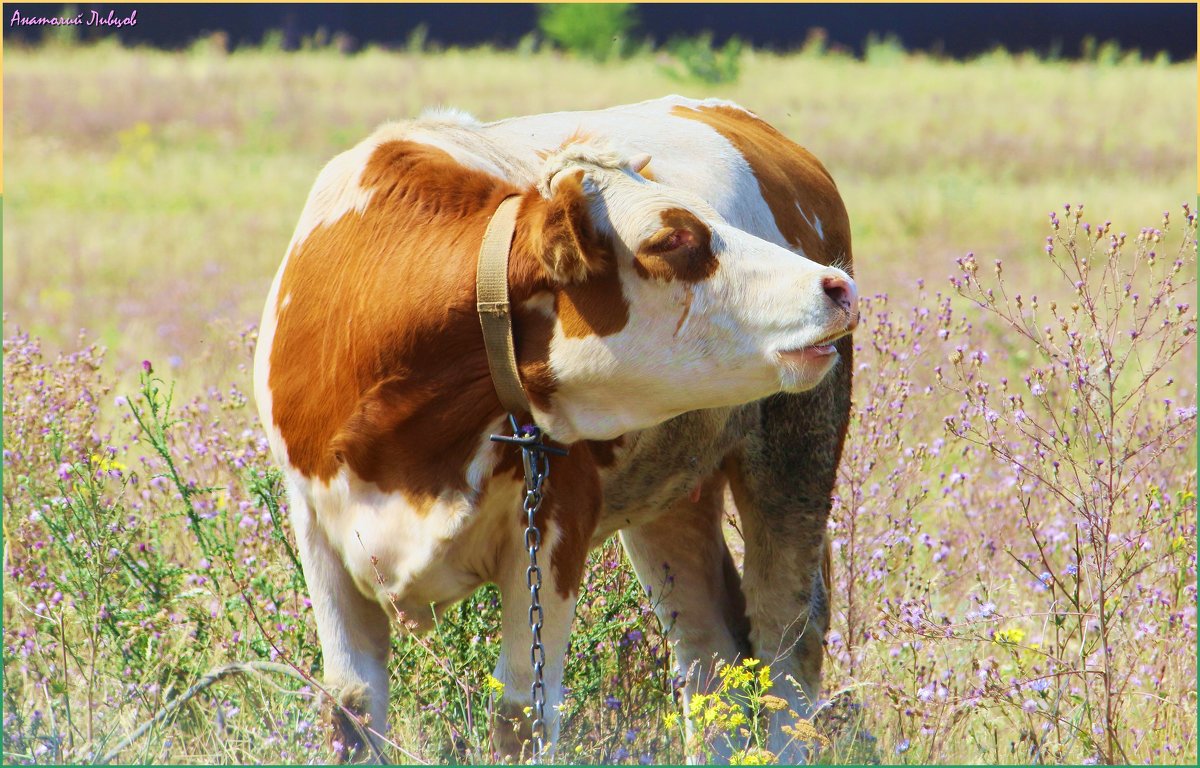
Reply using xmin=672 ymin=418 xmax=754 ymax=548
xmin=90 ymin=454 xmax=128 ymax=473
xmin=730 ymin=747 xmax=775 ymax=765
xmin=994 ymin=626 xmax=1026 ymax=645
xmin=664 ymin=711 xmax=679 ymax=728
xmin=485 ymin=675 xmax=505 ymax=695
xmin=758 ymin=665 xmax=772 ymax=689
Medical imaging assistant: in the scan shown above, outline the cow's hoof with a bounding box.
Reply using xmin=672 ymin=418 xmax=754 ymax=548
xmin=321 ymin=684 xmax=379 ymax=763
xmin=489 ymin=700 xmax=535 ymax=763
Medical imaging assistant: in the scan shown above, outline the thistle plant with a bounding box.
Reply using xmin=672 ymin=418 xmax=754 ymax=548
xmin=939 ymin=204 xmax=1197 ymax=763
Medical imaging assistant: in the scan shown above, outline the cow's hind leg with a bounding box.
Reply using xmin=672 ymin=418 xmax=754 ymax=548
xmin=289 ymin=482 xmax=392 ymax=761
xmin=619 ymin=474 xmax=751 ymax=762
xmin=726 ymin=340 xmax=851 ymax=763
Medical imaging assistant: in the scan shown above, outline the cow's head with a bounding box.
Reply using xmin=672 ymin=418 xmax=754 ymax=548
xmin=511 ymin=140 xmax=858 ymax=443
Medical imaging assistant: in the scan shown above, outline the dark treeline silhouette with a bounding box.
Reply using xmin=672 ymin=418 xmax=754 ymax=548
xmin=4 ymin=3 xmax=1195 ymax=60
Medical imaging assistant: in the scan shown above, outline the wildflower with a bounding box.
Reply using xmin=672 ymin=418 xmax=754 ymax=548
xmin=757 ymin=663 xmax=772 ymax=689
xmin=761 ymin=694 xmax=789 ymax=712
xmin=485 ymin=675 xmax=505 ymax=696
xmin=994 ymin=626 xmax=1025 ymax=645
xmin=731 ymin=747 xmax=776 ymax=765
xmin=1022 ymin=699 xmax=1038 ymax=713
xmin=896 ymin=738 xmax=911 ymax=754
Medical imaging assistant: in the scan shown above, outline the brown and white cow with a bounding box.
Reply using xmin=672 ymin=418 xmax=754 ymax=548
xmin=253 ymin=95 xmax=857 ymax=761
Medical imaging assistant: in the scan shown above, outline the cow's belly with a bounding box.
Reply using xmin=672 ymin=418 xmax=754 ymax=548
xmin=594 ymin=404 xmax=756 ymax=540
xmin=306 ymin=468 xmax=526 ymax=632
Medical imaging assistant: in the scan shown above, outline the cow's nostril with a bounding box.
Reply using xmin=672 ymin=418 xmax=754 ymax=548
xmin=822 ymin=275 xmax=857 ymax=312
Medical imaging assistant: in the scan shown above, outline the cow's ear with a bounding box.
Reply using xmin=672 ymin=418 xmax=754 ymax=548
xmin=528 ymin=169 xmax=612 ymax=284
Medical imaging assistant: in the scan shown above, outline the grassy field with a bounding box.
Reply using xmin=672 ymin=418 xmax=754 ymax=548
xmin=3 ymin=38 xmax=1196 ymax=764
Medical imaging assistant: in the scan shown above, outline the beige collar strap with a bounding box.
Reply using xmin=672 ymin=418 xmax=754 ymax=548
xmin=476 ymin=194 xmax=531 ymax=416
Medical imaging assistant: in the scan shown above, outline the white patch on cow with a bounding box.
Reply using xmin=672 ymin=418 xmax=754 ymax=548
xmin=298 ymin=439 xmax=541 ymax=634
xmin=253 ymin=247 xmax=290 ymax=469
xmin=520 ymin=291 xmax=555 ymax=318
xmin=288 ymin=132 xmax=395 ymax=250
xmin=308 ymin=468 xmax=472 ymax=610
xmin=796 ymin=202 xmax=825 ymax=241
xmin=465 ymin=417 xmax=505 ymax=495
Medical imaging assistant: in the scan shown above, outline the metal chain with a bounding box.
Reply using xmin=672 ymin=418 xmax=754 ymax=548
xmin=490 ymin=417 xmax=565 ymax=763
xmin=522 ymin=444 xmax=549 ymax=762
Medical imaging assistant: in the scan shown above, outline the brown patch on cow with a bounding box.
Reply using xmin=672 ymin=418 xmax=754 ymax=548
xmin=559 ymin=128 xmax=596 ymax=150
xmin=271 ymin=139 xmax=617 ymax=504
xmin=543 ymin=444 xmax=603 ymax=598
xmin=585 ymin=436 xmax=625 ymax=468
xmin=512 ymin=298 xmax=557 ymax=413
xmin=554 ymin=264 xmax=629 ymax=338
xmin=513 ymin=171 xmax=616 ymax=284
xmin=672 ymin=104 xmax=853 ymax=270
xmin=633 ymin=207 xmax=718 ymax=283
xmin=508 ymin=172 xmax=630 ymax=339
xmin=490 ymin=438 xmax=603 ymax=599
xmin=270 ymin=140 xmax=522 ymax=499
xmin=673 ymin=285 xmax=695 ymax=337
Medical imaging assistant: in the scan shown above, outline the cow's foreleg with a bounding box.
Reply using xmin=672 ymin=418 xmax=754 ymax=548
xmin=726 ymin=344 xmax=851 ymax=763
xmin=490 ymin=524 xmax=581 ymax=762
xmin=290 ymin=483 xmax=392 ymax=761
xmin=620 ymin=475 xmax=751 ymax=762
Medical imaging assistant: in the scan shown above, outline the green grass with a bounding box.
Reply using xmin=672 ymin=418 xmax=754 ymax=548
xmin=2 ymin=38 xmax=1195 ymax=765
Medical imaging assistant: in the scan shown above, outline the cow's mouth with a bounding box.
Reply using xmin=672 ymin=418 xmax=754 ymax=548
xmin=776 ymin=343 xmax=837 ymax=366
xmin=775 ymin=325 xmax=854 ymax=365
